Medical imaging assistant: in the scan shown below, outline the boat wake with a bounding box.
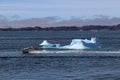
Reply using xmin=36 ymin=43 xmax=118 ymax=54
xmin=0 ymin=50 xmax=120 ymax=58
xmin=26 ymin=50 xmax=120 ymax=57
xmin=28 ymin=50 xmax=120 ymax=54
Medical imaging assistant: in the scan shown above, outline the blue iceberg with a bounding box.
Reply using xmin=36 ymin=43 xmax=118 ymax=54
xmin=40 ymin=40 xmax=61 ymax=49
xmin=39 ymin=38 xmax=101 ymax=50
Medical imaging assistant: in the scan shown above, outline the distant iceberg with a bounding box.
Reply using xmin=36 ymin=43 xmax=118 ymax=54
xmin=40 ymin=40 xmax=61 ymax=49
xmin=22 ymin=37 xmax=101 ymax=53
xmin=39 ymin=38 xmax=101 ymax=50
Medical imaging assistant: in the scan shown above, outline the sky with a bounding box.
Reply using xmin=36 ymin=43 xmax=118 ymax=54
xmin=1 ymin=0 xmax=120 ymax=19
xmin=0 ymin=0 xmax=120 ymax=27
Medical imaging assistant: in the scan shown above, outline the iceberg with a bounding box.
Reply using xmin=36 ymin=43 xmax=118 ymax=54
xmin=22 ymin=37 xmax=101 ymax=53
xmin=40 ymin=40 xmax=50 ymax=45
xmin=40 ymin=40 xmax=61 ymax=49
xmin=39 ymin=38 xmax=101 ymax=50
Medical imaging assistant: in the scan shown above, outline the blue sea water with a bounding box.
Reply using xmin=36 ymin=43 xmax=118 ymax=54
xmin=0 ymin=31 xmax=120 ymax=80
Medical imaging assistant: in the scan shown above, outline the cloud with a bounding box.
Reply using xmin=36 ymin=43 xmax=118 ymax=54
xmin=0 ymin=15 xmax=7 ymax=20
xmin=0 ymin=15 xmax=120 ymax=28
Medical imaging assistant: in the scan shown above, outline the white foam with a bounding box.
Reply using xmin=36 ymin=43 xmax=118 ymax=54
xmin=29 ymin=50 xmax=120 ymax=54
xmin=28 ymin=50 xmax=120 ymax=56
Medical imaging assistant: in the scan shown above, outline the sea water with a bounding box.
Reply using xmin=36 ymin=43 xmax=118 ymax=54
xmin=0 ymin=31 xmax=120 ymax=80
